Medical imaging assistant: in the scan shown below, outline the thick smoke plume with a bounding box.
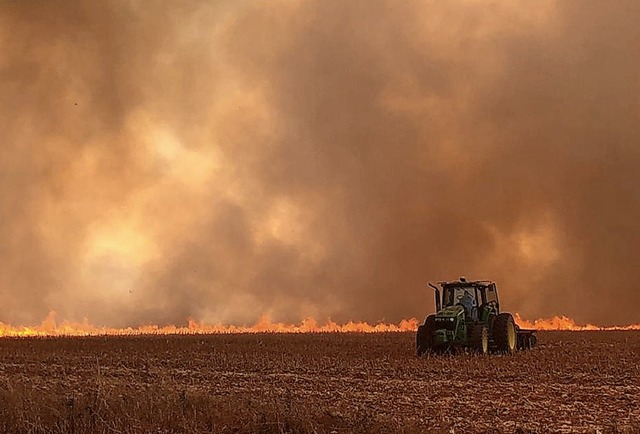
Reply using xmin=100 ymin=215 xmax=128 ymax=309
xmin=1 ymin=1 xmax=639 ymax=327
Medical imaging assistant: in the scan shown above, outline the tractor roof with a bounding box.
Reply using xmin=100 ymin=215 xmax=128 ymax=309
xmin=438 ymin=277 xmax=494 ymax=287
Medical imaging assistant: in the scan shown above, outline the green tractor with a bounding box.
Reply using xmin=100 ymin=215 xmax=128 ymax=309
xmin=416 ymin=277 xmax=536 ymax=355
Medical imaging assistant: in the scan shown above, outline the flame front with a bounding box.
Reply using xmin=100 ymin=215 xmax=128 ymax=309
xmin=1 ymin=312 xmax=639 ymax=337
xmin=513 ymin=314 xmax=640 ymax=331
xmin=0 ymin=311 xmax=419 ymax=337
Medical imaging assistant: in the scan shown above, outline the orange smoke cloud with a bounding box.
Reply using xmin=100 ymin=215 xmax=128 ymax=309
xmin=2 ymin=1 xmax=640 ymax=329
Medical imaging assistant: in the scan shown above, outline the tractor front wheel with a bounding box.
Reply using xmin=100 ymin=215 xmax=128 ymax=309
xmin=492 ymin=313 xmax=517 ymax=354
xmin=470 ymin=325 xmax=489 ymax=355
xmin=416 ymin=325 xmax=428 ymax=356
xmin=416 ymin=315 xmax=436 ymax=356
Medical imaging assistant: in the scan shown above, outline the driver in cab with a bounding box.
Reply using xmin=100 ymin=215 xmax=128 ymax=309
xmin=459 ymin=290 xmax=477 ymax=320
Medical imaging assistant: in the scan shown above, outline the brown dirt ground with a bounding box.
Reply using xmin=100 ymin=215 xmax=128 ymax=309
xmin=0 ymin=331 xmax=638 ymax=433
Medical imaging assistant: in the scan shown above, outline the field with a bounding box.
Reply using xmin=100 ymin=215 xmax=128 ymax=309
xmin=0 ymin=331 xmax=639 ymax=433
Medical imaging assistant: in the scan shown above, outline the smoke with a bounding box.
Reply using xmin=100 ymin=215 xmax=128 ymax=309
xmin=1 ymin=1 xmax=638 ymax=327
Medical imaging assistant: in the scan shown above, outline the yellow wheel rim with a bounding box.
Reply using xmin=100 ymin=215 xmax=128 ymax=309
xmin=507 ymin=321 xmax=516 ymax=350
xmin=482 ymin=328 xmax=489 ymax=354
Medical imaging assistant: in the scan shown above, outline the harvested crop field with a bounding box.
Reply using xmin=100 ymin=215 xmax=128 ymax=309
xmin=0 ymin=331 xmax=638 ymax=433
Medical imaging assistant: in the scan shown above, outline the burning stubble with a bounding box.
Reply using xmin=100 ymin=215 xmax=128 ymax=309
xmin=0 ymin=1 xmax=639 ymax=328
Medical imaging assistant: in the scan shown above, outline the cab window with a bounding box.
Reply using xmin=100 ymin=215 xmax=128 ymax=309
xmin=486 ymin=284 xmax=497 ymax=304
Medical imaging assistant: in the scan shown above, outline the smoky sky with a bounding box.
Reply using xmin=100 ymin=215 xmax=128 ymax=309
xmin=0 ymin=1 xmax=639 ymax=327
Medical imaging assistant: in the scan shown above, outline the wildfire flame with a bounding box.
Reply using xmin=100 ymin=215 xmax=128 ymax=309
xmin=1 ymin=312 xmax=639 ymax=338
xmin=513 ymin=314 xmax=640 ymax=331
xmin=0 ymin=311 xmax=418 ymax=337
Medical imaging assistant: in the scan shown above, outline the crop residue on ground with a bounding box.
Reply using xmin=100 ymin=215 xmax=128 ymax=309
xmin=0 ymin=331 xmax=638 ymax=433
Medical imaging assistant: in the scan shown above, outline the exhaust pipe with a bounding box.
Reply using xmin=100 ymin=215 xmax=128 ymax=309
xmin=428 ymin=282 xmax=441 ymax=312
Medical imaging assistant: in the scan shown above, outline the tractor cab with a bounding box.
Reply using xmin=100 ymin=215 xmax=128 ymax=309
xmin=440 ymin=278 xmax=500 ymax=322
xmin=443 ymin=285 xmax=478 ymax=317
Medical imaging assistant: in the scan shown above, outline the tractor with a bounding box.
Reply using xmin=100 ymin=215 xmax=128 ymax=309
xmin=416 ymin=277 xmax=536 ymax=355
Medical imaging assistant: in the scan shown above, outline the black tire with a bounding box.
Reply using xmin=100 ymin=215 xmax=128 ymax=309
xmin=416 ymin=325 xmax=427 ymax=356
xmin=492 ymin=313 xmax=517 ymax=354
xmin=416 ymin=315 xmax=435 ymax=356
xmin=470 ymin=324 xmax=489 ymax=355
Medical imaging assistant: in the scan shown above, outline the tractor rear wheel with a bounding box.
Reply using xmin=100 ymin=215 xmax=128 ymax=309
xmin=492 ymin=313 xmax=517 ymax=354
xmin=416 ymin=315 xmax=435 ymax=356
xmin=470 ymin=325 xmax=489 ymax=354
